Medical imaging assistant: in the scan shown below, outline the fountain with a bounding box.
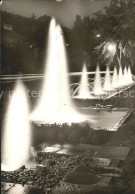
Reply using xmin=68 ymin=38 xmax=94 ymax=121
xmin=93 ymin=65 xmax=104 ymax=96
xmin=127 ymin=66 xmax=133 ymax=84
xmin=2 ymin=80 xmax=31 ymax=171
xmin=70 ymin=64 xmax=134 ymax=100
xmin=103 ymin=65 xmax=112 ymax=91
xmin=118 ymin=65 xmax=124 ymax=87
xmin=77 ymin=62 xmax=93 ymax=99
xmin=112 ymin=66 xmax=118 ymax=88
xmin=123 ymin=67 xmax=128 ymax=86
xmin=30 ymin=18 xmax=88 ymax=125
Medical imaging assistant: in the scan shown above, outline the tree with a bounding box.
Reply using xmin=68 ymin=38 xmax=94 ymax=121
xmin=1 ymin=11 xmax=52 ymax=74
xmin=72 ymin=15 xmax=102 ymax=71
xmin=94 ymin=0 xmax=135 ymax=69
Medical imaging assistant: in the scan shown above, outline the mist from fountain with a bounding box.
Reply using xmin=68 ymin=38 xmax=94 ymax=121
xmin=77 ymin=62 xmax=93 ymax=99
xmin=127 ymin=66 xmax=133 ymax=84
xmin=103 ymin=65 xmax=112 ymax=91
xmin=118 ymin=65 xmax=124 ymax=87
xmin=30 ymin=18 xmax=89 ymax=125
xmin=112 ymin=66 xmax=118 ymax=88
xmin=2 ymin=80 xmax=31 ymax=171
xmin=123 ymin=67 xmax=128 ymax=86
xmin=93 ymin=65 xmax=104 ymax=95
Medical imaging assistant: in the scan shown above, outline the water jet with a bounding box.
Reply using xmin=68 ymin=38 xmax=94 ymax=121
xmin=2 ymin=80 xmax=31 ymax=171
xmin=30 ymin=18 xmax=89 ymax=125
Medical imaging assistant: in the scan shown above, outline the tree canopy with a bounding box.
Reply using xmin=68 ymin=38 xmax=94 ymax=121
xmin=94 ymin=0 xmax=135 ymax=68
xmin=1 ymin=0 xmax=135 ymax=74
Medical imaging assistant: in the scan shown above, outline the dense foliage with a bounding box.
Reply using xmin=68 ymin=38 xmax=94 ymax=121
xmin=94 ymin=0 xmax=135 ymax=69
xmin=1 ymin=0 xmax=135 ymax=74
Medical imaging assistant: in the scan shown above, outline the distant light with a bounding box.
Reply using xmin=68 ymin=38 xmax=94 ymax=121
xmin=107 ymin=43 xmax=116 ymax=53
xmin=0 ymin=0 xmax=3 ymax=6
xmin=96 ymin=34 xmax=101 ymax=38
xmin=56 ymin=0 xmax=63 ymax=2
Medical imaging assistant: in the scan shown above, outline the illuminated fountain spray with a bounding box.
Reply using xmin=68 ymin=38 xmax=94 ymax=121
xmin=127 ymin=66 xmax=133 ymax=84
xmin=77 ymin=62 xmax=92 ymax=99
xmin=112 ymin=66 xmax=118 ymax=88
xmin=2 ymin=80 xmax=31 ymax=171
xmin=93 ymin=65 xmax=104 ymax=95
xmin=123 ymin=66 xmax=128 ymax=86
xmin=118 ymin=65 xmax=124 ymax=87
xmin=30 ymin=18 xmax=88 ymax=125
xmin=103 ymin=65 xmax=112 ymax=91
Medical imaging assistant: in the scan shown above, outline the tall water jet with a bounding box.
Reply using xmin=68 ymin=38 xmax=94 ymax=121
xmin=112 ymin=66 xmax=118 ymax=88
xmin=2 ymin=80 xmax=31 ymax=171
xmin=93 ymin=65 xmax=104 ymax=95
xmin=123 ymin=66 xmax=128 ymax=86
xmin=127 ymin=66 xmax=133 ymax=84
xmin=118 ymin=65 xmax=124 ymax=87
xmin=77 ymin=62 xmax=92 ymax=99
xmin=30 ymin=18 xmax=88 ymax=125
xmin=103 ymin=65 xmax=112 ymax=91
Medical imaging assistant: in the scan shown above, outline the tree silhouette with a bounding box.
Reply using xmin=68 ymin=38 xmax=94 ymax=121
xmin=94 ymin=0 xmax=135 ymax=69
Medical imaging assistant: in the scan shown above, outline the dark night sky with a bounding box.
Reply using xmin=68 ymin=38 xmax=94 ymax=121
xmin=1 ymin=0 xmax=110 ymax=28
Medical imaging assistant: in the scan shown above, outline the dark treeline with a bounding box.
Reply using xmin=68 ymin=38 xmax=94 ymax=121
xmin=1 ymin=0 xmax=135 ymax=74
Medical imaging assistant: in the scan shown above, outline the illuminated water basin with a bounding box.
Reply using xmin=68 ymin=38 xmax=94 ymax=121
xmin=80 ymin=108 xmax=128 ymax=131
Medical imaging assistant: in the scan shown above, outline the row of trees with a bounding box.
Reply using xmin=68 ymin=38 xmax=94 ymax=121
xmin=1 ymin=0 xmax=135 ymax=74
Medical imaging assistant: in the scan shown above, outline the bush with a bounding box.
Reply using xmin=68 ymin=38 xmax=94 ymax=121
xmin=32 ymin=122 xmax=113 ymax=145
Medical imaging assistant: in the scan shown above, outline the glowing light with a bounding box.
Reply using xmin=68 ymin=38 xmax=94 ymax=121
xmin=93 ymin=65 xmax=104 ymax=95
xmin=0 ymin=0 xmax=3 ymax=6
xmin=2 ymin=80 xmax=31 ymax=171
xmin=76 ymin=62 xmax=93 ymax=99
xmin=123 ymin=67 xmax=128 ymax=86
xmin=107 ymin=43 xmax=116 ymax=53
xmin=112 ymin=66 xmax=118 ymax=88
xmin=103 ymin=66 xmax=112 ymax=91
xmin=112 ymin=65 xmax=133 ymax=89
xmin=96 ymin=34 xmax=101 ymax=38
xmin=30 ymin=18 xmax=89 ymax=125
xmin=127 ymin=66 xmax=133 ymax=84
xmin=118 ymin=65 xmax=124 ymax=87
